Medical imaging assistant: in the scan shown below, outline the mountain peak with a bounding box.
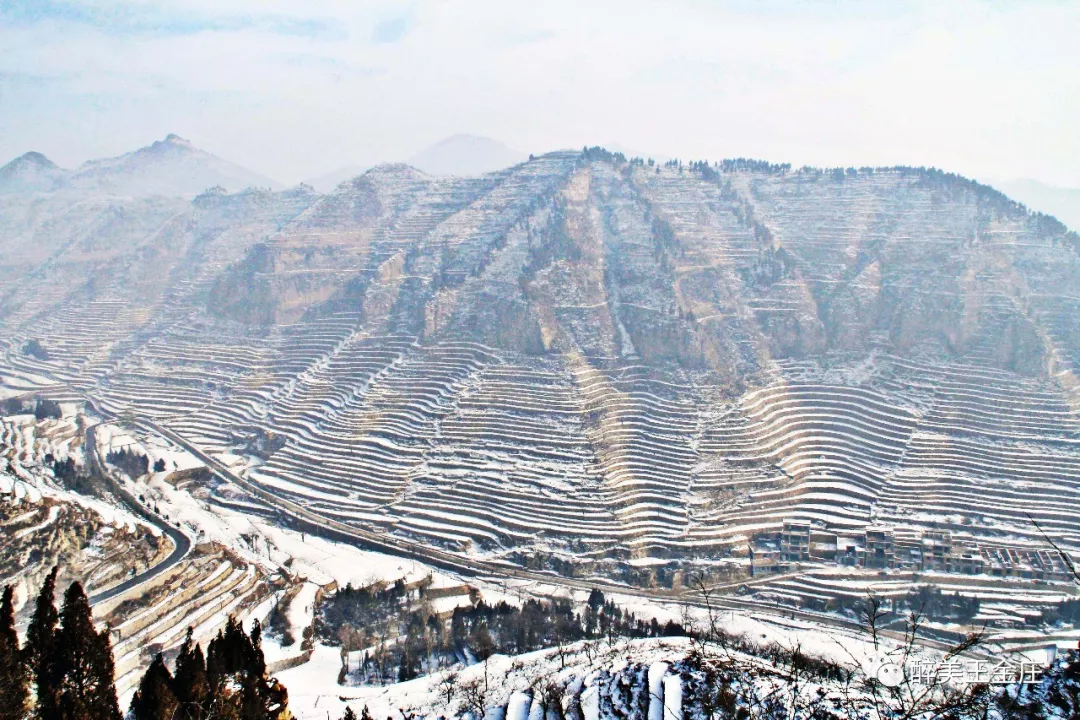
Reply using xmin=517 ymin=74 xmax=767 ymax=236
xmin=65 ymin=135 xmax=281 ymax=197
xmin=155 ymin=133 xmax=193 ymax=150
xmin=10 ymin=151 xmax=60 ymax=170
xmin=145 ymin=133 xmax=195 ymax=156
xmin=0 ymin=151 xmax=66 ymax=194
xmin=408 ymin=134 xmax=526 ymax=176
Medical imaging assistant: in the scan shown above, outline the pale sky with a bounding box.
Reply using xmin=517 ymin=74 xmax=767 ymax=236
xmin=1 ymin=0 xmax=1078 ymax=187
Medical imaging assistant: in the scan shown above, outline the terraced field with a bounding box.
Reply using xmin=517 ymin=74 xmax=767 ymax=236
xmin=0 ymin=408 xmax=296 ymax=698
xmin=3 ymin=151 xmax=1080 ymax=583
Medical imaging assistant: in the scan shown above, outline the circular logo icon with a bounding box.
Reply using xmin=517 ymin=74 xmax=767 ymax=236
xmin=861 ymin=653 xmax=903 ymax=687
xmin=875 ymin=661 xmax=903 ymax=687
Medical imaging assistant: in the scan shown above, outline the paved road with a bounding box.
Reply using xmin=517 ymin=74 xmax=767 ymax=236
xmin=84 ymin=423 xmax=192 ymax=606
xmin=0 ymin=359 xmax=195 ymax=607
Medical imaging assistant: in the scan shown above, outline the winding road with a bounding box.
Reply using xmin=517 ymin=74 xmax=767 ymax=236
xmin=84 ymin=422 xmax=192 ymax=606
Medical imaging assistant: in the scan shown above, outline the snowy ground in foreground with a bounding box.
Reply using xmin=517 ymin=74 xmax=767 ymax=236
xmin=279 ymin=637 xmax=697 ymax=720
xmin=277 ymin=613 xmax=924 ymax=720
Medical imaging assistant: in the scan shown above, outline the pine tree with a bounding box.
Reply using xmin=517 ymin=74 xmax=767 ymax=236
xmin=240 ymin=674 xmax=266 ymax=720
xmin=207 ymin=616 xmax=254 ymax=686
xmin=341 ymin=707 xmax=358 ymax=720
xmin=204 ymin=617 xmax=289 ymax=720
xmin=94 ymin=630 xmax=121 ymax=720
xmin=248 ymin=620 xmax=266 ymax=679
xmin=471 ymin=622 xmax=495 ymax=661
xmin=129 ymin=654 xmax=179 ymax=720
xmin=173 ymin=628 xmax=210 ymax=720
xmin=53 ymin=582 xmax=121 ymax=720
xmin=24 ymin=566 xmax=59 ymax=718
xmin=0 ymin=585 xmax=30 ymax=720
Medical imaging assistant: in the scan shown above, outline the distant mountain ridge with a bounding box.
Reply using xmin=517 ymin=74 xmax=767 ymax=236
xmin=0 ymin=134 xmax=281 ymax=198
xmin=993 ymin=178 xmax=1080 ymax=232
xmin=67 ymin=134 xmax=282 ymax=197
xmin=304 ymin=164 xmax=369 ymax=193
xmin=407 ymin=133 xmax=527 ymax=176
xmin=302 ymin=134 xmax=527 ymax=193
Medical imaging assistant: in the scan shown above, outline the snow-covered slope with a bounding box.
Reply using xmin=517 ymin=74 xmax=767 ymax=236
xmin=0 ymin=151 xmax=68 ymax=194
xmin=408 ymin=134 xmax=527 ymax=176
xmin=281 ymin=631 xmax=1030 ymax=720
xmin=64 ymin=134 xmax=281 ymax=197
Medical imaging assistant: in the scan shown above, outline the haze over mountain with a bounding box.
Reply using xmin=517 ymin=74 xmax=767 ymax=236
xmin=0 ymin=151 xmax=68 ymax=194
xmin=304 ymin=165 xmax=369 ymax=193
xmin=67 ymin=134 xmax=282 ymax=197
xmin=993 ymin=178 xmax=1080 ymax=232
xmin=407 ymin=134 xmax=527 ymax=176
xmin=303 ymin=135 xmax=526 ymax=193
xmin=0 ymin=134 xmax=281 ymax=198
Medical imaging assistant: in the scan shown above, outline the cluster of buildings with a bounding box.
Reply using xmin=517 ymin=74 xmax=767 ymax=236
xmin=752 ymin=520 xmax=1072 ymax=581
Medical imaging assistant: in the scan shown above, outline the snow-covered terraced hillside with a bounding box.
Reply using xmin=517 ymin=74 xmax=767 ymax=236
xmin=2 ymin=151 xmax=1079 ymax=584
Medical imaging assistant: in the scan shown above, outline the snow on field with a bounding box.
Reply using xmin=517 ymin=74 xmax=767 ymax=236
xmin=793 ymin=566 xmax=1076 ymax=601
xmin=126 ymin=431 xmax=204 ymax=472
xmin=647 ymin=661 xmax=668 ymax=720
xmin=7 ymin=418 xmax=1020 ymax=717
xmin=289 ymin=582 xmax=320 ymax=634
xmin=268 ymin=580 xmax=921 ymax=720
xmin=95 ymin=423 xmax=143 ymax=455
xmin=92 ymin=419 xmax=465 ymax=593
xmin=279 ymin=620 xmax=914 ymax=720
xmin=506 ymin=691 xmax=529 ymax=720
xmin=251 ymin=581 xmax=322 ymax=667
xmin=13 ymin=504 xmax=59 ymax=538
xmin=280 ymin=637 xmax=699 ymax=720
xmin=2 ymin=410 xmax=84 ymax=464
xmin=1 ymin=462 xmax=160 ymax=538
xmin=246 ymin=516 xmax=461 ymax=589
xmin=0 ymin=369 xmax=60 ymax=392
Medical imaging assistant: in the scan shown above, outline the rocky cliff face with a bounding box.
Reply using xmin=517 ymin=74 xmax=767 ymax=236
xmin=3 ymin=150 xmax=1079 ymax=568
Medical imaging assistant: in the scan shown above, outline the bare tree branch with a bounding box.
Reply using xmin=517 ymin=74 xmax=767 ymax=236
xmin=1026 ymin=512 xmax=1080 ymax=584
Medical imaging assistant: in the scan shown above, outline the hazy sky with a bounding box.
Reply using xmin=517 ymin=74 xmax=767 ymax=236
xmin=2 ymin=0 xmax=1078 ymax=186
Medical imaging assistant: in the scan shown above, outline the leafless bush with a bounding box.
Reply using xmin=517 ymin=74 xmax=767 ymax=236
xmin=438 ymin=670 xmax=459 ymax=706
xmin=459 ymin=677 xmax=489 ymax=720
